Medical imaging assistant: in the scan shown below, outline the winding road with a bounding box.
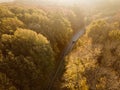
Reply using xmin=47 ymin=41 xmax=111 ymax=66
xmin=47 ymin=28 xmax=85 ymax=90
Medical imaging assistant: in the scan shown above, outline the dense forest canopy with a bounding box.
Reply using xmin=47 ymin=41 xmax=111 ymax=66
xmin=0 ymin=0 xmax=120 ymax=90
xmin=0 ymin=1 xmax=84 ymax=89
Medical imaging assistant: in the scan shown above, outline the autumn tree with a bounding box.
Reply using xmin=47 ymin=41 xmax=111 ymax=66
xmin=0 ymin=28 xmax=55 ymax=90
xmin=0 ymin=4 xmax=85 ymax=89
xmin=0 ymin=6 xmax=14 ymax=18
xmin=62 ymin=19 xmax=120 ymax=90
xmin=0 ymin=17 xmax=24 ymax=35
xmin=85 ymin=20 xmax=120 ymax=90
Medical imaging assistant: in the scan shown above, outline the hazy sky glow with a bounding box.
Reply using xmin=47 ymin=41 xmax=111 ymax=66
xmin=47 ymin=0 xmax=96 ymax=5
xmin=0 ymin=0 xmax=13 ymax=2
xmin=0 ymin=0 xmax=100 ymax=5
xmin=33 ymin=0 xmax=97 ymax=6
xmin=0 ymin=0 xmax=117 ymax=6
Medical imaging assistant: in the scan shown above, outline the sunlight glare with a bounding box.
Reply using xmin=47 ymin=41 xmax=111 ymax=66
xmin=80 ymin=0 xmax=95 ymax=4
xmin=50 ymin=0 xmax=96 ymax=5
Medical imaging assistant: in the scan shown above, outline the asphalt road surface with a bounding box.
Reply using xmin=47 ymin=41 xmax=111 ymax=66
xmin=47 ymin=28 xmax=85 ymax=90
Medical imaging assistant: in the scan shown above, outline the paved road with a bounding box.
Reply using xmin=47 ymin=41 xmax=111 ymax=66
xmin=65 ymin=29 xmax=85 ymax=55
xmin=47 ymin=28 xmax=85 ymax=90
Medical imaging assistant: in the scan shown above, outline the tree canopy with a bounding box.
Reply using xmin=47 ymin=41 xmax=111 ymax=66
xmin=0 ymin=28 xmax=55 ymax=90
xmin=0 ymin=3 xmax=84 ymax=90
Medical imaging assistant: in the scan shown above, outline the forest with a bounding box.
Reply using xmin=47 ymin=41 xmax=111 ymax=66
xmin=0 ymin=0 xmax=120 ymax=90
